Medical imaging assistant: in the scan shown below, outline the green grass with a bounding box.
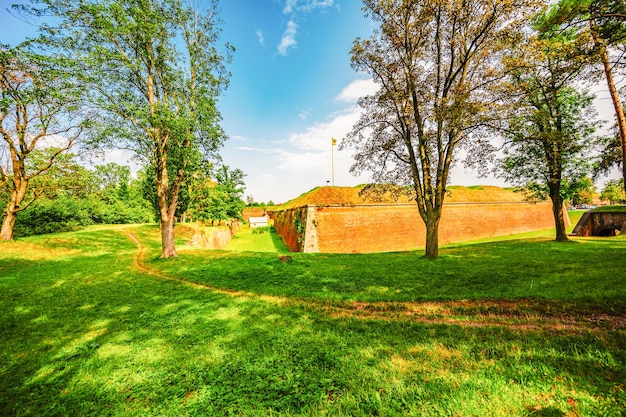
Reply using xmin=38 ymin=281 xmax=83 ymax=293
xmin=567 ymin=209 xmax=586 ymax=229
xmin=1 ymin=224 xmax=625 ymax=416
xmin=226 ymin=225 xmax=290 ymax=253
xmin=593 ymin=205 xmax=626 ymax=213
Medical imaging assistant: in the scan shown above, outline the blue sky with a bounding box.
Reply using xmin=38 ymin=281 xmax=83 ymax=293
xmin=217 ymin=0 xmax=380 ymax=203
xmin=1 ymin=0 xmax=621 ymax=203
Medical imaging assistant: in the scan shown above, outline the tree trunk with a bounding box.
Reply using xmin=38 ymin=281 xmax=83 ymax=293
xmin=1 ymin=175 xmax=28 ymax=241
xmin=160 ymin=215 xmax=177 ymax=258
xmin=155 ymin=154 xmax=179 ymax=258
xmin=424 ymin=217 xmax=440 ymax=258
xmin=0 ymin=208 xmax=18 ymax=241
xmin=157 ymin=186 xmax=178 ymax=258
xmin=548 ymin=183 xmax=569 ymax=242
xmin=594 ymin=33 xmax=626 ymax=194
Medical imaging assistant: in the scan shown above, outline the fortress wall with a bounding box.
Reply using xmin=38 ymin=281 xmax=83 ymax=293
xmin=273 ymin=206 xmax=307 ymax=252
xmin=438 ymin=202 xmax=557 ymax=245
xmin=313 ymin=204 xmax=422 ymax=253
xmin=275 ymin=202 xmax=557 ymax=253
xmin=242 ymin=208 xmax=267 ymax=221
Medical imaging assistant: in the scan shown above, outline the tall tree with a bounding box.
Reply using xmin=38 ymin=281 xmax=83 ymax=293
xmin=563 ymin=176 xmax=596 ymax=207
xmin=0 ymin=46 xmax=86 ymax=240
xmin=26 ymin=0 xmax=232 ymax=257
xmin=187 ymin=165 xmax=246 ymax=225
xmin=501 ymin=33 xmax=599 ymax=241
xmin=600 ymin=178 xmax=625 ymax=204
xmin=214 ymin=165 xmax=246 ymax=221
xmin=344 ymin=0 xmax=539 ymax=258
xmin=540 ymin=0 xmax=626 ymax=192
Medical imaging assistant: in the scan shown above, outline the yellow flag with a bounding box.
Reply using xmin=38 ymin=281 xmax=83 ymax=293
xmin=332 ymin=137 xmax=337 ymax=146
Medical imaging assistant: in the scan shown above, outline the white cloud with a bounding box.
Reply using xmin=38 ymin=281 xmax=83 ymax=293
xmin=283 ymin=0 xmax=297 ymax=14
xmin=299 ymin=0 xmax=335 ymax=13
xmin=287 ymin=108 xmax=360 ymax=151
xmin=277 ymin=149 xmax=327 ymax=173
xmin=277 ymin=20 xmax=298 ymax=56
xmin=256 ymin=30 xmax=265 ymax=46
xmin=277 ymin=1 xmax=338 ymax=56
xmin=298 ymin=110 xmax=310 ymax=120
xmin=335 ymin=78 xmax=378 ymax=103
xmin=32 ymin=133 xmax=76 ymax=149
xmin=223 ymin=79 xmax=374 ymax=203
xmin=283 ymin=0 xmax=335 ymax=14
xmin=234 ymin=145 xmax=277 ymax=153
xmin=230 ymin=134 xmax=249 ymax=142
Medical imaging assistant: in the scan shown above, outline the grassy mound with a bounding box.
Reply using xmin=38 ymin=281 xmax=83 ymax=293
xmin=276 ymin=185 xmax=527 ymax=210
xmin=593 ymin=205 xmax=626 ymax=213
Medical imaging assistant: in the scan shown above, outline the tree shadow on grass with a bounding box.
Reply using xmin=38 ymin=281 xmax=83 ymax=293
xmin=269 ymin=226 xmax=291 ymax=253
xmin=1 ymin=229 xmax=625 ymax=416
xmin=2 ymin=257 xmax=624 ymax=417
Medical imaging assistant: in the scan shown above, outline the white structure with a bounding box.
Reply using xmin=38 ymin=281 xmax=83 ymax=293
xmin=249 ymin=216 xmax=269 ymax=228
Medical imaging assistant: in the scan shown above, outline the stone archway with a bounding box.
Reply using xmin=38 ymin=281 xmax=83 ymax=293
xmin=572 ymin=209 xmax=626 ymax=237
xmin=597 ymin=227 xmax=621 ymax=237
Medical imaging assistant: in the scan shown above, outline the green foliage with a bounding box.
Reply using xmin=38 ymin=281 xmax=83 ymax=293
xmin=292 ymin=210 xmax=306 ymax=245
xmin=0 ymin=44 xmax=89 ymax=239
xmin=22 ymin=0 xmax=232 ymax=256
xmin=537 ymin=0 xmax=626 ymax=192
xmin=187 ymin=164 xmax=247 ymax=224
xmin=537 ymin=0 xmax=626 ymax=47
xmin=501 ymin=29 xmax=600 ymax=240
xmin=563 ymin=176 xmax=596 ymax=206
xmin=10 ymin=162 xmax=153 ymax=237
xmin=141 ymin=162 xmax=192 ymax=222
xmin=600 ymin=179 xmax=626 ymax=204
xmin=502 ymin=85 xmax=597 ymax=196
xmin=12 ymin=196 xmax=92 ymax=236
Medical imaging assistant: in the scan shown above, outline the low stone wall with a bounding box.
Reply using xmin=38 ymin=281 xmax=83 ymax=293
xmin=273 ymin=202 xmax=558 ymax=253
xmin=186 ymin=222 xmax=240 ymax=249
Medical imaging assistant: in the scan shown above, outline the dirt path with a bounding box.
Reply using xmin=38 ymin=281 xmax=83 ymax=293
xmin=122 ymin=228 xmax=260 ymax=295
xmin=121 ymin=229 xmax=626 ymax=333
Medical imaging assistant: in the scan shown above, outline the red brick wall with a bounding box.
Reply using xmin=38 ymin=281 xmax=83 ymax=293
xmin=273 ymin=207 xmax=307 ymax=252
xmin=242 ymin=208 xmax=267 ymax=221
xmin=275 ymin=202 xmax=557 ymax=253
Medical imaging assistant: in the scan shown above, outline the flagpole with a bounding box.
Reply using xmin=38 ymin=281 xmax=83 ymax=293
xmin=331 ymin=137 xmax=336 ymax=186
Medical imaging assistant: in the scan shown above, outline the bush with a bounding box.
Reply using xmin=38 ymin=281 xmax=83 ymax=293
xmin=13 ymin=195 xmax=154 ymax=237
xmin=14 ymin=197 xmax=93 ymax=237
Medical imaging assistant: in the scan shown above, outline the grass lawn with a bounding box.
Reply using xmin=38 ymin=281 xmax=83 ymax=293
xmin=1 ymin=224 xmax=624 ymax=416
xmin=226 ymin=226 xmax=290 ymax=253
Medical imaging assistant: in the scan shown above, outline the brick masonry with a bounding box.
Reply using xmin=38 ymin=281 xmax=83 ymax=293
xmin=274 ymin=202 xmax=559 ymax=253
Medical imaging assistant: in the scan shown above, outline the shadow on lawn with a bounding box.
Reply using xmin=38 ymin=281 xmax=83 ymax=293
xmin=1 ymin=256 xmax=624 ymax=416
xmin=1 ymin=228 xmax=625 ymax=416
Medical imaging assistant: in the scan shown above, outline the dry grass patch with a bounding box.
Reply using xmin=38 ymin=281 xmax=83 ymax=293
xmin=276 ymin=185 xmax=527 ymax=210
xmin=0 ymin=239 xmax=80 ymax=260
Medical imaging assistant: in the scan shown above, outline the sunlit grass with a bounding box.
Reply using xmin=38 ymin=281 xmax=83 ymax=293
xmin=1 ymin=224 xmax=624 ymax=416
xmin=226 ymin=225 xmax=289 ymax=253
